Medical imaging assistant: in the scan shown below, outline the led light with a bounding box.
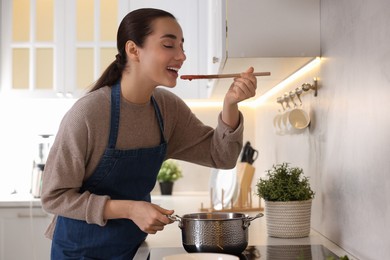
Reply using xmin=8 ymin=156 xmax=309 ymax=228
xmin=184 ymin=57 xmax=321 ymax=109
xmin=248 ymin=57 xmax=321 ymax=108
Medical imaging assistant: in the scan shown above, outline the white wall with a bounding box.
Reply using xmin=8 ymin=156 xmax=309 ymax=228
xmin=252 ymin=1 xmax=390 ymax=259
xmin=0 ymin=98 xmax=75 ymax=194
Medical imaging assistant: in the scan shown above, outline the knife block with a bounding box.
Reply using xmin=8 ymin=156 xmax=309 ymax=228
xmin=235 ymin=162 xmax=256 ymax=208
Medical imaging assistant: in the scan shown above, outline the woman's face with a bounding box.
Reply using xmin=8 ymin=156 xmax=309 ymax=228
xmin=137 ymin=17 xmax=186 ymax=88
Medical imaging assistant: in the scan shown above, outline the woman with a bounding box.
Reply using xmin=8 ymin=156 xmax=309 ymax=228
xmin=41 ymin=8 xmax=257 ymax=259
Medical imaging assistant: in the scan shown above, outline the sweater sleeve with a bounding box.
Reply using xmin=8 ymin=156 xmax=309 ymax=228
xmin=159 ymin=90 xmax=244 ymax=168
xmin=41 ymin=97 xmax=110 ymax=229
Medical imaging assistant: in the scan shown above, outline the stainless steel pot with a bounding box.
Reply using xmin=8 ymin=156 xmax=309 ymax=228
xmin=168 ymin=212 xmax=263 ymax=255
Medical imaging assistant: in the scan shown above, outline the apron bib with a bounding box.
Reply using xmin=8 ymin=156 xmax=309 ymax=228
xmin=51 ymin=82 xmax=166 ymax=259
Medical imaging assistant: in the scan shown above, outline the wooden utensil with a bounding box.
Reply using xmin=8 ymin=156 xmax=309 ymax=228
xmin=180 ymin=72 xmax=271 ymax=81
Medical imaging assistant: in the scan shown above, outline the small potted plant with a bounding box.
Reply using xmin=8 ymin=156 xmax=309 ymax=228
xmin=256 ymin=162 xmax=315 ymax=238
xmin=157 ymin=159 xmax=183 ymax=195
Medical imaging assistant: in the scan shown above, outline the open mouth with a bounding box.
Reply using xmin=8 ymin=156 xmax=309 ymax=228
xmin=167 ymin=66 xmax=179 ymax=77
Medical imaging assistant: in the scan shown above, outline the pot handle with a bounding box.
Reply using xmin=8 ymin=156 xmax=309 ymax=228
xmin=167 ymin=214 xmax=183 ymax=228
xmin=243 ymin=213 xmax=264 ymax=229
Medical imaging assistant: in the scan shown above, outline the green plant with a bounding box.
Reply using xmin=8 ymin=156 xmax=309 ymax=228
xmin=157 ymin=159 xmax=183 ymax=183
xmin=256 ymin=162 xmax=315 ymax=201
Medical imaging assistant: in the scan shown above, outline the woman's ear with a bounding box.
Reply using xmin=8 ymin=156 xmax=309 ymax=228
xmin=125 ymin=40 xmax=140 ymax=62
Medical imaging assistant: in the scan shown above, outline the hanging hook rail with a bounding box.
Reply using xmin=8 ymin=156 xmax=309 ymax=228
xmin=276 ymin=78 xmax=318 ymax=106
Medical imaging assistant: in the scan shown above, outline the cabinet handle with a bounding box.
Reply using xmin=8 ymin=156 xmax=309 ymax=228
xmin=17 ymin=213 xmax=49 ymax=218
xmin=212 ymin=57 xmax=219 ymax=63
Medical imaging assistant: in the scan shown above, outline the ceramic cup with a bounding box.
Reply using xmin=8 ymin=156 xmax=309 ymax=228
xmin=273 ymin=113 xmax=286 ymax=135
xmin=287 ymin=108 xmax=310 ymax=130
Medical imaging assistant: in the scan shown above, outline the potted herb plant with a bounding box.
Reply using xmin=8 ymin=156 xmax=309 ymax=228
xmin=256 ymin=162 xmax=315 ymax=238
xmin=157 ymin=159 xmax=183 ymax=195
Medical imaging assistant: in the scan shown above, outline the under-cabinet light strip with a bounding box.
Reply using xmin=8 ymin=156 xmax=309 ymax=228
xmin=248 ymin=57 xmax=321 ymax=108
xmin=185 ymin=57 xmax=321 ymax=109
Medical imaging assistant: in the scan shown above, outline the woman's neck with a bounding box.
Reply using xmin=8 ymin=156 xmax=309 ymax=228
xmin=120 ymin=74 xmax=155 ymax=104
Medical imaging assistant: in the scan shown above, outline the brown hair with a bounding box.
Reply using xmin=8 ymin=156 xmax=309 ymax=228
xmin=89 ymin=8 xmax=176 ymax=92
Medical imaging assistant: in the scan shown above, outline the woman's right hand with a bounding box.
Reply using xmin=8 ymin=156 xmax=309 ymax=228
xmin=126 ymin=201 xmax=174 ymax=234
xmin=104 ymin=199 xmax=174 ymax=234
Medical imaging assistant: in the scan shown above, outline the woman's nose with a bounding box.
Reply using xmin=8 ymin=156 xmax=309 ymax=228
xmin=176 ymin=50 xmax=186 ymax=62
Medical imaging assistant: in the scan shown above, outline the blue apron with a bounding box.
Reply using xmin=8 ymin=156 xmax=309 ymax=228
xmin=51 ymin=82 xmax=167 ymax=259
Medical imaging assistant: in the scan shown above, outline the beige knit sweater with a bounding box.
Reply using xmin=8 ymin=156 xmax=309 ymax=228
xmin=41 ymin=86 xmax=244 ymax=238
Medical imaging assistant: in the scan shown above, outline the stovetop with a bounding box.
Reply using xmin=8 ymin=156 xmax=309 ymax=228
xmin=144 ymin=244 xmax=340 ymax=260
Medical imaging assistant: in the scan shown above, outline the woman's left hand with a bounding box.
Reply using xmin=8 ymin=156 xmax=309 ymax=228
xmin=224 ymin=67 xmax=257 ymax=105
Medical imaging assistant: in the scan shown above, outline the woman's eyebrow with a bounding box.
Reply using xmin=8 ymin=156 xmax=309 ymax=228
xmin=160 ymin=34 xmax=184 ymax=43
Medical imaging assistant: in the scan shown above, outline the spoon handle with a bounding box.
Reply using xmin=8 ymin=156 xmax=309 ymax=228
xmin=180 ymin=72 xmax=271 ymax=80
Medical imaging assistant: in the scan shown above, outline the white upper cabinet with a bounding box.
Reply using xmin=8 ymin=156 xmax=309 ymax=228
xmin=0 ymin=0 xmax=128 ymax=98
xmin=0 ymin=0 xmax=210 ymax=99
xmin=0 ymin=0 xmax=320 ymax=100
xmin=207 ymin=0 xmax=321 ymax=99
xmin=225 ymin=0 xmax=320 ymax=58
xmin=207 ymin=0 xmax=226 ymax=76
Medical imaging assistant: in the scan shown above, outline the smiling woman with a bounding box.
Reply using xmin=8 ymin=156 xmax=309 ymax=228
xmin=40 ymin=7 xmax=257 ymax=259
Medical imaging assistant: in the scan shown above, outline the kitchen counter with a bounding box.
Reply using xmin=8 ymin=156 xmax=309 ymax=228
xmin=0 ymin=192 xmax=42 ymax=207
xmin=135 ymin=194 xmax=355 ymax=259
xmin=0 ymin=193 xmax=355 ymax=259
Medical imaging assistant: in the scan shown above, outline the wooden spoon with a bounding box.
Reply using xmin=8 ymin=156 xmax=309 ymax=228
xmin=180 ymin=72 xmax=271 ymax=81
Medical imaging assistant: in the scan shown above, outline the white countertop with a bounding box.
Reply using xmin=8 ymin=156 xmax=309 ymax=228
xmin=0 ymin=192 xmax=42 ymax=207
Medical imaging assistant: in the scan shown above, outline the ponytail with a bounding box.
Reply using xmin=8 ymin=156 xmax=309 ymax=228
xmin=89 ymin=53 xmax=126 ymax=92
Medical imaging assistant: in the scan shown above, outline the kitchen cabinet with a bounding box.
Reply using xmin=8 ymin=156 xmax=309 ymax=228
xmin=207 ymin=0 xmax=226 ymax=76
xmin=225 ymin=0 xmax=320 ymax=58
xmin=208 ymin=0 xmax=321 ymax=99
xmin=0 ymin=206 xmax=51 ymax=260
xmin=0 ymin=0 xmax=210 ymax=99
xmin=0 ymin=0 xmax=127 ymax=99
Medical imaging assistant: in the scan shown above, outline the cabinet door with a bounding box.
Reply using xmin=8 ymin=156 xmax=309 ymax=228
xmin=206 ymin=0 xmax=227 ymax=94
xmin=0 ymin=0 xmax=58 ymax=98
xmin=226 ymin=0 xmax=320 ymax=57
xmin=0 ymin=207 xmax=52 ymax=260
xmin=207 ymin=0 xmax=226 ymax=75
xmin=0 ymin=0 xmax=126 ymax=99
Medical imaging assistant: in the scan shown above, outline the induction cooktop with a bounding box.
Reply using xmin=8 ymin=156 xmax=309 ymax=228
xmin=144 ymin=244 xmax=341 ymax=260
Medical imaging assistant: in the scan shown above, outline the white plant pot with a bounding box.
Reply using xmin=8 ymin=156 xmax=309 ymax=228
xmin=265 ymin=199 xmax=312 ymax=238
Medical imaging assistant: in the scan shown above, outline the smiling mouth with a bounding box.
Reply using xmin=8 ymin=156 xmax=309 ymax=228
xmin=167 ymin=67 xmax=179 ymax=78
xmin=167 ymin=66 xmax=179 ymax=72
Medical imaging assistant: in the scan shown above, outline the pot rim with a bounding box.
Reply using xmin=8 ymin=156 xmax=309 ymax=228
xmin=180 ymin=212 xmax=247 ymax=221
